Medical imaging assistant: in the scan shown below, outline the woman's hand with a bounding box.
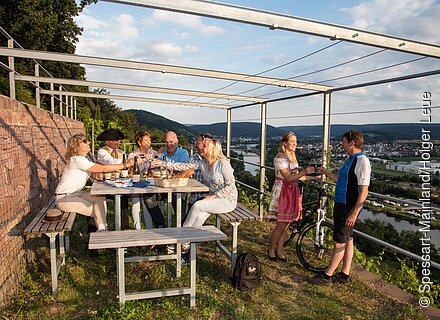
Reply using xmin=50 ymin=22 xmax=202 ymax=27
xmin=203 ymin=195 xmax=217 ymax=200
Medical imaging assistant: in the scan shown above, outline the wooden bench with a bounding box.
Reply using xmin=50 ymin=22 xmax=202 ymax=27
xmin=89 ymin=225 xmax=226 ymax=308
xmin=24 ymin=196 xmax=76 ymax=295
xmin=215 ymin=203 xmax=260 ymax=274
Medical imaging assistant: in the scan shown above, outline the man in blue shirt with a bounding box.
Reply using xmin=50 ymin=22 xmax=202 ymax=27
xmin=310 ymin=130 xmax=371 ymax=285
xmin=159 ymin=131 xmax=190 ymax=223
xmin=160 ymin=131 xmax=190 ymax=163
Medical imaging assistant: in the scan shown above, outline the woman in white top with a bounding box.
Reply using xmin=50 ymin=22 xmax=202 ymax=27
xmin=267 ymin=132 xmax=316 ymax=261
xmin=128 ymin=131 xmax=166 ymax=229
xmin=55 ymin=133 xmax=132 ymax=231
xmin=152 ymin=138 xmax=237 ymax=252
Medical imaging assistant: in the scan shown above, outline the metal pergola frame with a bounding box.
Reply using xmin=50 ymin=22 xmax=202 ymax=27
xmin=1 ymin=0 xmax=439 ymax=220
xmin=1 ymin=0 xmax=440 ymax=271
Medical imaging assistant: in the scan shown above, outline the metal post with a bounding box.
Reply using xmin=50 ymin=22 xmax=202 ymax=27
xmin=7 ymin=39 xmax=15 ymax=99
xmin=70 ymin=96 xmax=73 ymax=118
xmin=322 ymin=92 xmax=332 ymax=168
xmin=226 ymin=108 xmax=231 ymax=158
xmin=35 ymin=64 xmax=40 ymax=108
xmin=50 ymin=83 xmax=54 ymax=112
xmin=92 ymin=120 xmax=95 ymax=156
xmin=259 ymin=102 xmax=267 ymax=219
xmin=59 ymin=85 xmax=63 ymax=116
xmin=65 ymin=95 xmax=69 ymax=117
xmin=74 ymin=99 xmax=77 ymax=120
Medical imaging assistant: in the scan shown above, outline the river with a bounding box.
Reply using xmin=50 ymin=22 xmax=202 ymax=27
xmin=359 ymin=209 xmax=440 ymax=248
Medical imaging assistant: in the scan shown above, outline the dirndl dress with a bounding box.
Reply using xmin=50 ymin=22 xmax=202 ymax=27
xmin=267 ymin=156 xmax=302 ymax=222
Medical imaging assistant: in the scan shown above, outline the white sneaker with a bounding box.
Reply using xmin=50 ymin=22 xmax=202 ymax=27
xmin=167 ymin=244 xmax=175 ymax=254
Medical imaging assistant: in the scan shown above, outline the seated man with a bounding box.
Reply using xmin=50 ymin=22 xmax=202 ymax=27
xmin=159 ymin=131 xmax=190 ymax=221
xmin=96 ymin=128 xmax=130 ymax=230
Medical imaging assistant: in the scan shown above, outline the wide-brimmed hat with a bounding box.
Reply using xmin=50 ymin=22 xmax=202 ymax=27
xmin=42 ymin=209 xmax=66 ymax=223
xmin=97 ymin=129 xmax=125 ymax=141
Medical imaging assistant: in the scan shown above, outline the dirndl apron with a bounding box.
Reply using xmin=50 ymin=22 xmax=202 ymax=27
xmin=276 ymin=177 xmax=302 ymax=222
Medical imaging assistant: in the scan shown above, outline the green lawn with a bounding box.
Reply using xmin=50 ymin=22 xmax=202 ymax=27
xmin=1 ymin=214 xmax=429 ymax=320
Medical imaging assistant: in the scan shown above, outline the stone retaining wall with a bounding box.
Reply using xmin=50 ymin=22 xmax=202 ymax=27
xmin=0 ymin=95 xmax=84 ymax=305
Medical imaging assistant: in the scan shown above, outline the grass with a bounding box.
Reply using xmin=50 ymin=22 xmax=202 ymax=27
xmin=1 ymin=214 xmax=430 ymax=320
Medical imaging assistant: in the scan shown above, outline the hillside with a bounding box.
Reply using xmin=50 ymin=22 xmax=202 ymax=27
xmin=190 ymin=122 xmax=440 ymax=141
xmin=189 ymin=122 xmax=285 ymax=138
xmin=128 ymin=109 xmax=197 ymax=141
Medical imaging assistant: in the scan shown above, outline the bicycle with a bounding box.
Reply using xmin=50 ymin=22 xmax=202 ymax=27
xmin=283 ymin=182 xmax=334 ymax=273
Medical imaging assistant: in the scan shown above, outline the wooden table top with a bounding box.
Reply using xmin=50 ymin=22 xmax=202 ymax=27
xmin=90 ymin=179 xmax=209 ymax=196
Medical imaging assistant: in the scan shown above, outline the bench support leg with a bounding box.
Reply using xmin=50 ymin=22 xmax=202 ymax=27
xmin=230 ymin=221 xmax=241 ymax=275
xmin=190 ymin=243 xmax=197 ymax=308
xmin=215 ymin=217 xmax=221 ymax=258
xmin=117 ymin=247 xmax=126 ymax=306
xmin=59 ymin=231 xmax=66 ymax=266
xmin=48 ymin=233 xmax=58 ymax=295
xmin=167 ymin=191 xmax=172 ymax=227
xmin=65 ymin=232 xmax=70 ymax=252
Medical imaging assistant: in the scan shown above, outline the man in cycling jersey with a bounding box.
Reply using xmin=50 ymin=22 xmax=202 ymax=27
xmin=309 ymin=130 xmax=371 ymax=285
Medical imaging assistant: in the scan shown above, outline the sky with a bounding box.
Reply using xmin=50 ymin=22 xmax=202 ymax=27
xmin=74 ymin=0 xmax=440 ymax=127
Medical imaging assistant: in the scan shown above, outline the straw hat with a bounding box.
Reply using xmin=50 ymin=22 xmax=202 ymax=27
xmin=42 ymin=209 xmax=66 ymax=223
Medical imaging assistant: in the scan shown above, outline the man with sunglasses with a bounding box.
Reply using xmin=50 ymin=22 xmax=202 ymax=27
xmin=310 ymin=130 xmax=371 ymax=285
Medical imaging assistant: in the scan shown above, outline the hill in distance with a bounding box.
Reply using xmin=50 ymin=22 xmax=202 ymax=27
xmin=190 ymin=122 xmax=440 ymax=141
xmin=128 ymin=109 xmax=197 ymax=141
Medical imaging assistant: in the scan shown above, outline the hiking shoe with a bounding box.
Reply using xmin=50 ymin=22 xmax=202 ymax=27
xmin=181 ymin=250 xmax=190 ymax=265
xmin=308 ymin=272 xmax=332 ymax=286
xmin=333 ymin=272 xmax=351 ymax=284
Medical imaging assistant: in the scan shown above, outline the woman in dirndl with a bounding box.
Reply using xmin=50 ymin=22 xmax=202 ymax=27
xmin=266 ymin=132 xmax=317 ymax=261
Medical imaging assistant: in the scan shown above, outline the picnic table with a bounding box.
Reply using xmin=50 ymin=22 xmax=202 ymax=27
xmin=90 ymin=179 xmax=209 ymax=230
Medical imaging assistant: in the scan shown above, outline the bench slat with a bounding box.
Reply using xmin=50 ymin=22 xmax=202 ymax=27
xmin=24 ymin=197 xmax=56 ymax=235
xmin=217 ymin=203 xmax=259 ymax=223
xmin=89 ymin=226 xmax=226 ymax=249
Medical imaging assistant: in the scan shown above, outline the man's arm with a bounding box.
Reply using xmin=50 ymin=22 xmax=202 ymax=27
xmin=317 ymin=166 xmax=339 ymax=182
xmin=345 ymin=185 xmax=369 ymax=228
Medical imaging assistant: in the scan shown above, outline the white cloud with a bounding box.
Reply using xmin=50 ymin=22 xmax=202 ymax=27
xmin=261 ymin=53 xmax=288 ymax=65
xmin=185 ymin=45 xmax=200 ymax=53
xmin=148 ymin=10 xmax=224 ymax=36
xmin=75 ymin=13 xmax=109 ymax=30
xmin=150 ymin=42 xmax=182 ymax=58
xmin=341 ymin=0 xmax=440 ymax=43
xmin=114 ymin=14 xmax=138 ymax=39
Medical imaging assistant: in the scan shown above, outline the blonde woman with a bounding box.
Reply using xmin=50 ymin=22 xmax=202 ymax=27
xmin=55 ymin=133 xmax=132 ymax=231
xmin=267 ymin=132 xmax=316 ymax=261
xmin=152 ymin=138 xmax=237 ymax=259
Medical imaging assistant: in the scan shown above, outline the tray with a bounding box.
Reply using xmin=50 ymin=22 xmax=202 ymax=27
xmin=155 ymin=178 xmax=189 ymax=187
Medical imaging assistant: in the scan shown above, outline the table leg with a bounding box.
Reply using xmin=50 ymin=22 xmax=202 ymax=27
xmin=115 ymin=194 xmax=121 ymax=231
xmin=176 ymin=241 xmax=181 ymax=278
xmin=176 ymin=193 xmax=182 ymax=227
xmin=167 ymin=192 xmax=172 ymax=227
xmin=176 ymin=193 xmax=182 ymax=277
xmin=190 ymin=243 xmax=197 ymax=308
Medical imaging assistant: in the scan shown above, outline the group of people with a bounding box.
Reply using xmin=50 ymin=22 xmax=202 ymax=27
xmin=55 ymin=127 xmax=370 ymax=283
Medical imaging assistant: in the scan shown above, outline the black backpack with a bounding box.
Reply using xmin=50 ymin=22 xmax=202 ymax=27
xmin=232 ymin=253 xmax=261 ymax=291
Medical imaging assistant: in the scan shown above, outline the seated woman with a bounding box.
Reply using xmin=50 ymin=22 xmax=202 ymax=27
xmin=55 ymin=133 xmax=133 ymax=232
xmin=128 ymin=130 xmax=166 ymax=229
xmin=152 ymin=138 xmax=237 ymax=252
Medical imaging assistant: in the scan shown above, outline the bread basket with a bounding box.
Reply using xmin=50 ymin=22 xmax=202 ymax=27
xmin=155 ymin=177 xmax=189 ymax=187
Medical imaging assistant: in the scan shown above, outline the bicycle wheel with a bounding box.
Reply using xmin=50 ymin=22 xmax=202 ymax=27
xmin=296 ymin=220 xmax=334 ymax=273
